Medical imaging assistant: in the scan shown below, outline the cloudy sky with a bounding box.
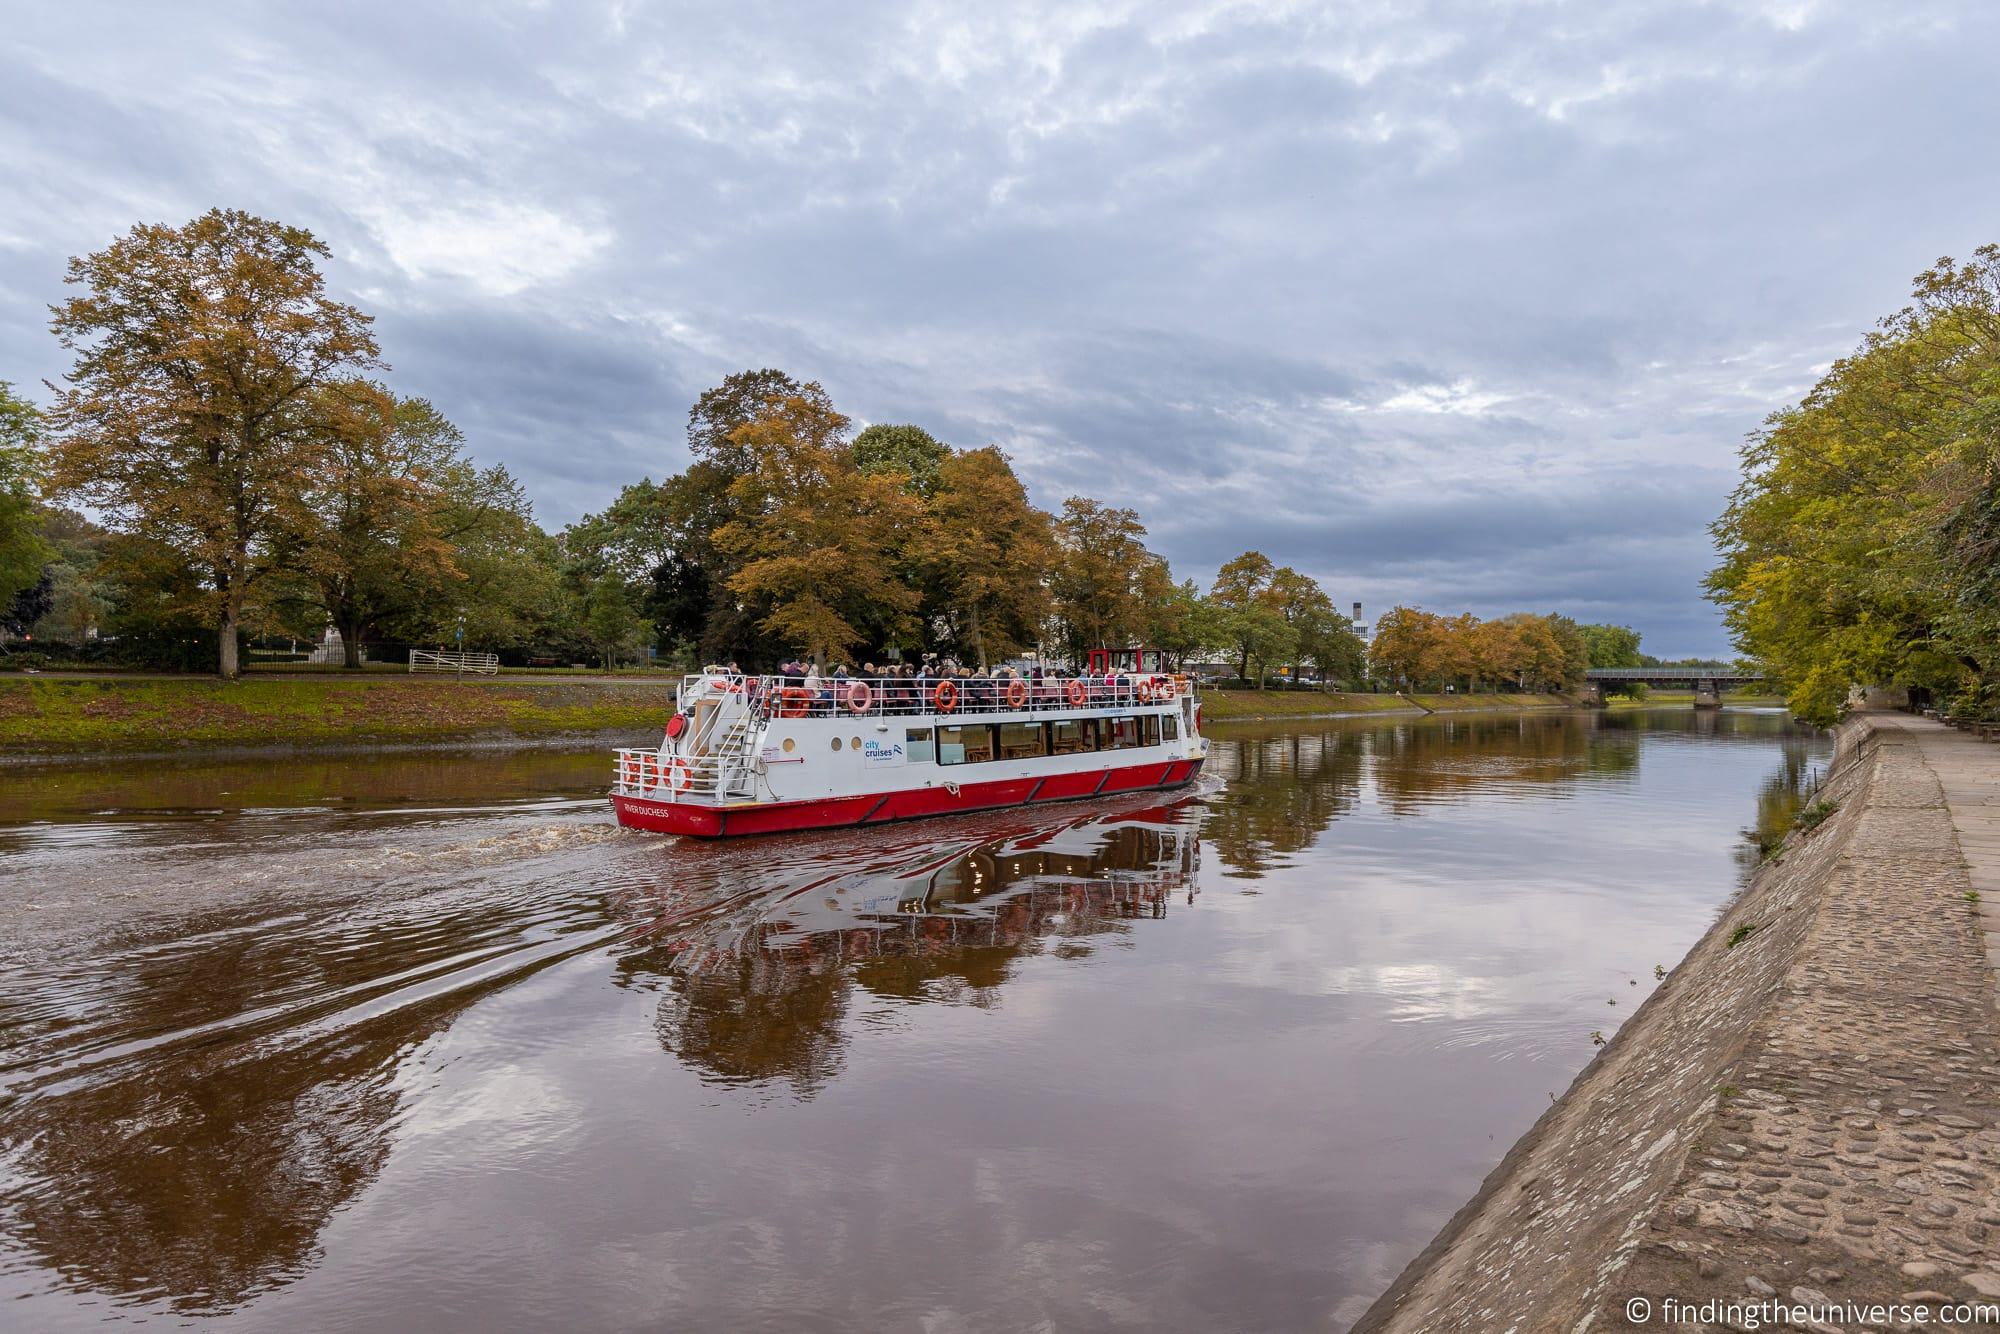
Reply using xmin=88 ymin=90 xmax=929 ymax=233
xmin=4 ymin=1 xmax=1997 ymax=653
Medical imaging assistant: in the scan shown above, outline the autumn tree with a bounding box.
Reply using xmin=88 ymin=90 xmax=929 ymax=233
xmin=658 ymin=369 xmax=838 ymax=660
xmin=1048 ymin=497 xmax=1165 ymax=665
xmin=47 ymin=209 xmax=379 ymax=677
xmin=688 ymin=369 xmax=834 ymax=473
xmin=713 ymin=394 xmax=921 ymax=666
xmin=920 ymin=446 xmax=1052 ymax=667
xmin=0 ymin=383 xmax=50 ymax=612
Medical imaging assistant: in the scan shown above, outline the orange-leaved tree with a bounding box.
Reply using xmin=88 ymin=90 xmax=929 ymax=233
xmin=920 ymin=445 xmax=1052 ymax=669
xmin=714 ymin=393 xmax=922 ymax=667
xmin=47 ymin=209 xmax=380 ymax=677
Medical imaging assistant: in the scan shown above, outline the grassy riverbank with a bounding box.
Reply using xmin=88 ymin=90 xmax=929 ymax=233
xmin=1605 ymin=689 xmax=1784 ymax=708
xmin=0 ymin=677 xmax=678 ymax=754
xmin=1405 ymin=691 xmax=1579 ymax=713
xmin=1199 ymin=689 xmax=1576 ymax=721
xmin=0 ymin=676 xmax=1591 ymax=755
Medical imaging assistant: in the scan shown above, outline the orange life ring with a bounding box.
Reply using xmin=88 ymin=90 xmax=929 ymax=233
xmin=620 ymin=753 xmax=641 ymax=787
xmin=1065 ymin=679 xmax=1086 ymax=707
xmin=934 ymin=679 xmax=959 ymax=713
xmin=1137 ymin=680 xmax=1155 ymax=704
xmin=668 ymin=757 xmax=693 ymax=793
xmin=845 ymin=680 xmax=873 ymax=714
xmin=638 ymin=755 xmax=660 ymax=788
xmin=1158 ymin=678 xmax=1177 ymax=701
xmin=1006 ymin=678 xmax=1028 ymax=709
xmin=778 ymin=686 xmax=810 ymax=718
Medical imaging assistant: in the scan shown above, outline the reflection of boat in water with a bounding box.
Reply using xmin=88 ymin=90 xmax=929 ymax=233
xmin=660 ymin=804 xmax=1202 ymax=977
xmin=621 ymin=802 xmax=1202 ymax=1091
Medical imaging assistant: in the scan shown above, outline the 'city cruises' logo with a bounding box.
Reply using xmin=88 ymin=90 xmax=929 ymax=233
xmin=861 ymin=739 xmax=905 ymax=765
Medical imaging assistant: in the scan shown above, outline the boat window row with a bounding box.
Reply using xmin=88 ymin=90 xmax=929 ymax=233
xmin=907 ymin=713 xmax=1178 ymax=766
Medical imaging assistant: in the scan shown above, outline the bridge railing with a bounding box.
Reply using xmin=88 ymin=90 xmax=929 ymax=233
xmin=1584 ymin=667 xmax=1761 ymax=681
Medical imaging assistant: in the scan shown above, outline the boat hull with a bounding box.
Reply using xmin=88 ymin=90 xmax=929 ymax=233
xmin=611 ymin=757 xmax=1205 ymax=838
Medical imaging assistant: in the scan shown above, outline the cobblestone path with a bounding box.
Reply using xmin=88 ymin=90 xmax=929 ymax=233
xmin=1358 ymin=717 xmax=2000 ymax=1332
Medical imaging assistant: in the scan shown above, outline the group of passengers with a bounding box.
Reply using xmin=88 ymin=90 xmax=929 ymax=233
xmin=706 ymin=658 xmax=1162 ymax=715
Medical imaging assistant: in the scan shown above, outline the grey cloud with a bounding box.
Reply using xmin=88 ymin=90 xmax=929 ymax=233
xmin=6 ymin=0 xmax=2000 ymax=654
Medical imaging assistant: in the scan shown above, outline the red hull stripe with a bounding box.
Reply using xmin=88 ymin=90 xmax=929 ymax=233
xmin=612 ymin=758 xmax=1204 ymax=838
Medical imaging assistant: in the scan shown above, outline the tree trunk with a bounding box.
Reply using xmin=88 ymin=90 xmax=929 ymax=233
xmin=218 ymin=602 xmax=240 ymax=680
xmin=970 ymin=604 xmax=986 ymax=672
xmin=340 ymin=615 xmax=364 ymax=669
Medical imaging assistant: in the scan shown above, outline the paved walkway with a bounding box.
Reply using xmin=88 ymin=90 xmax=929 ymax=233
xmin=1874 ymin=713 xmax=2000 ymax=973
xmin=1360 ymin=713 xmax=2000 ymax=1330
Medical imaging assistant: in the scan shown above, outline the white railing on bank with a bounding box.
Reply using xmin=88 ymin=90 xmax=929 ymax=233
xmin=409 ymin=649 xmax=500 ymax=676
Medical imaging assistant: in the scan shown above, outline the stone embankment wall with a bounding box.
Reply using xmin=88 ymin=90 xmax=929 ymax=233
xmin=1354 ymin=717 xmax=2000 ymax=1331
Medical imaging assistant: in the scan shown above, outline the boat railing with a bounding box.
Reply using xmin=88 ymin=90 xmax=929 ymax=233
xmin=680 ymin=671 xmax=1196 ymax=722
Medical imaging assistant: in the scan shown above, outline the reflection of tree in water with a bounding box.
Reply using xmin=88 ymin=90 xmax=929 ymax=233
xmin=1738 ymin=733 xmax=1825 ymax=875
xmin=0 ymin=892 xmax=571 ymax=1313
xmin=619 ymin=813 xmax=1199 ymax=1096
xmin=3 ymin=1023 xmax=404 ymax=1312
xmin=1199 ymin=728 xmax=1363 ymax=877
xmin=1369 ymin=716 xmax=1613 ymax=813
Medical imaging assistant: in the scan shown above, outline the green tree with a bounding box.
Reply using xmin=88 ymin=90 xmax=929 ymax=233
xmin=1545 ymin=614 xmax=1593 ymax=691
xmin=0 ymin=383 xmax=51 ymax=612
xmin=403 ymin=463 xmax=556 ymax=655
xmin=855 ymin=423 xmax=951 ymax=499
xmin=1266 ymin=567 xmax=1362 ymax=687
xmin=584 ymin=572 xmax=645 ymax=670
xmin=47 ymin=209 xmax=380 ymax=678
xmin=298 ymin=386 xmax=467 ymax=667
xmin=1708 ymin=247 xmax=2000 ymax=722
xmin=1210 ymin=551 xmax=1277 ymax=682
xmin=1577 ymin=622 xmax=1644 ymax=668
xmin=1145 ymin=579 xmax=1228 ymax=670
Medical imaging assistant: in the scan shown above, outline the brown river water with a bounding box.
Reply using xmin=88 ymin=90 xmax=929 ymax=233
xmin=0 ymin=708 xmax=1826 ymax=1332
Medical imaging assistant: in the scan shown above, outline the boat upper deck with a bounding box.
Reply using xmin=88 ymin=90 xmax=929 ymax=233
xmin=681 ymin=669 xmax=1197 ymax=721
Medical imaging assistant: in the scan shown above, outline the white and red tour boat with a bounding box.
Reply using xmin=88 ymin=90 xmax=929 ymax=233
xmin=611 ymin=649 xmax=1207 ymax=837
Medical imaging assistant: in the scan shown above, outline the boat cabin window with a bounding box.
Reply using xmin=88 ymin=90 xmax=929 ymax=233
xmin=1142 ymin=715 xmax=1161 ymax=746
xmin=1049 ymin=719 xmax=1097 ymax=754
xmin=1106 ymin=716 xmax=1143 ymax=750
xmin=998 ymin=722 xmax=1045 ymax=760
xmin=905 ymin=728 xmax=934 ymax=762
xmin=937 ymin=723 xmax=993 ymax=765
xmin=1085 ymin=647 xmax=1165 ymax=675
xmin=1162 ymin=713 xmax=1179 ymax=741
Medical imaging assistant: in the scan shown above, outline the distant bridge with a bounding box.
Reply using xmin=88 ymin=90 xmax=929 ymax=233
xmin=1581 ymin=666 xmax=1767 ymax=707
